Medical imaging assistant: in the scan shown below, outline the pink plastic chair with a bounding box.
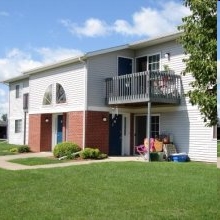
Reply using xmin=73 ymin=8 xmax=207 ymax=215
xmin=136 ymin=138 xmax=155 ymax=160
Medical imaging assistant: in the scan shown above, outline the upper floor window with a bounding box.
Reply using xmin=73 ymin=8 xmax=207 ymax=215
xmin=136 ymin=54 xmax=160 ymax=72
xmin=148 ymin=54 xmax=160 ymax=71
xmin=42 ymin=83 xmax=66 ymax=106
xmin=42 ymin=84 xmax=52 ymax=105
xmin=56 ymin=83 xmax=66 ymax=104
xmin=15 ymin=119 xmax=22 ymax=133
xmin=15 ymin=85 xmax=20 ymax=98
xmin=23 ymin=93 xmax=29 ymax=110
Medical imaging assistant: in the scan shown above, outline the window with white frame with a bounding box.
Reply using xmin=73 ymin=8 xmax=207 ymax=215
xmin=136 ymin=54 xmax=160 ymax=72
xmin=42 ymin=84 xmax=52 ymax=105
xmin=56 ymin=83 xmax=66 ymax=104
xmin=151 ymin=116 xmax=160 ymax=138
xmin=148 ymin=54 xmax=160 ymax=71
xmin=15 ymin=119 xmax=22 ymax=133
xmin=42 ymin=83 xmax=67 ymax=105
xmin=15 ymin=85 xmax=20 ymax=98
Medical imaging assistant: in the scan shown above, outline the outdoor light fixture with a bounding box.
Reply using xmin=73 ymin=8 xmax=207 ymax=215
xmin=45 ymin=118 xmax=49 ymax=123
xmin=102 ymin=117 xmax=107 ymax=122
xmin=165 ymin=52 xmax=170 ymax=61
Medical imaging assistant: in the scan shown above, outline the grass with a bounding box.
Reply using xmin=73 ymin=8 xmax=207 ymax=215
xmin=218 ymin=141 xmax=220 ymax=157
xmin=0 ymin=141 xmax=20 ymax=156
xmin=0 ymin=162 xmax=218 ymax=220
xmin=8 ymin=157 xmax=67 ymax=166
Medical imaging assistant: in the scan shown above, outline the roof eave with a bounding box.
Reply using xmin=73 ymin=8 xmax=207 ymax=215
xmin=22 ymin=54 xmax=86 ymax=75
xmin=129 ymin=31 xmax=183 ymax=49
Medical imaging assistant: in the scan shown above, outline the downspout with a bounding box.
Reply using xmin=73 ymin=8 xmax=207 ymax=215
xmin=23 ymin=111 xmax=26 ymax=145
xmin=78 ymin=57 xmax=87 ymax=149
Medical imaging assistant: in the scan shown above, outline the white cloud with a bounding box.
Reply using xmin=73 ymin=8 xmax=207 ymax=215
xmin=35 ymin=47 xmax=83 ymax=63
xmin=60 ymin=1 xmax=190 ymax=38
xmin=0 ymin=88 xmax=6 ymax=97
xmin=0 ymin=48 xmax=42 ymax=81
xmin=0 ymin=11 xmax=9 ymax=17
xmin=0 ymin=47 xmax=83 ymax=81
xmin=0 ymin=87 xmax=8 ymax=115
xmin=0 ymin=102 xmax=8 ymax=116
xmin=60 ymin=18 xmax=108 ymax=37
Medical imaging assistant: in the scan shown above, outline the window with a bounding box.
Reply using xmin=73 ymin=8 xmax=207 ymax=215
xmin=151 ymin=116 xmax=160 ymax=138
xmin=15 ymin=120 xmax=22 ymax=133
xmin=16 ymin=85 xmax=20 ymax=98
xmin=23 ymin=93 xmax=29 ymax=110
xmin=148 ymin=54 xmax=160 ymax=71
xmin=56 ymin=83 xmax=66 ymax=104
xmin=42 ymin=84 xmax=52 ymax=105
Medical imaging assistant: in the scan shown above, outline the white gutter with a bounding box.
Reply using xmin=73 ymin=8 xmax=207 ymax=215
xmin=78 ymin=57 xmax=87 ymax=149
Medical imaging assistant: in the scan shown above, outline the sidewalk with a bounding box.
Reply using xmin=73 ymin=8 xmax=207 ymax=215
xmin=218 ymin=157 xmax=220 ymax=169
xmin=0 ymin=152 xmax=143 ymax=170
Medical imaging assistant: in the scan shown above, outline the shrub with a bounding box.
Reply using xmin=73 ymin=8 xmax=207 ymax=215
xmin=9 ymin=147 xmax=18 ymax=153
xmin=17 ymin=145 xmax=30 ymax=153
xmin=53 ymin=142 xmax=81 ymax=158
xmin=80 ymin=148 xmax=108 ymax=159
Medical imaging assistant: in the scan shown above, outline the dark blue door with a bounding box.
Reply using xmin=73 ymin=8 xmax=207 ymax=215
xmin=118 ymin=57 xmax=132 ymax=76
xmin=109 ymin=114 xmax=122 ymax=155
xmin=57 ymin=115 xmax=63 ymax=144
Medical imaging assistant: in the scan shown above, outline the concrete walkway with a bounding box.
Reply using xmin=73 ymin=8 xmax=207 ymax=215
xmin=218 ymin=157 xmax=220 ymax=169
xmin=0 ymin=152 xmax=144 ymax=170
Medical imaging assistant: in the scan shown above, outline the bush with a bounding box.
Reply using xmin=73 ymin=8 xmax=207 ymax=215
xmin=17 ymin=145 xmax=30 ymax=153
xmin=9 ymin=147 xmax=18 ymax=153
xmin=53 ymin=142 xmax=81 ymax=158
xmin=80 ymin=148 xmax=108 ymax=159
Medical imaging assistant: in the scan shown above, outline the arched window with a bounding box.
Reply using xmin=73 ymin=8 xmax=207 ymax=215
xmin=42 ymin=84 xmax=52 ymax=105
xmin=56 ymin=83 xmax=66 ymax=104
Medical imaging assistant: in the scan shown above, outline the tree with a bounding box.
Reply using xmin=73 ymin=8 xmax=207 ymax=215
xmin=1 ymin=114 xmax=7 ymax=122
xmin=178 ymin=0 xmax=217 ymax=126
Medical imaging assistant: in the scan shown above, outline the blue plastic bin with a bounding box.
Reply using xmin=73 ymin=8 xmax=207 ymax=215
xmin=170 ymin=153 xmax=187 ymax=162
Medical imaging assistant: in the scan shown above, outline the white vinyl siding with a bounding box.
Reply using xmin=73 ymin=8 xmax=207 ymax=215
xmin=87 ymin=49 xmax=135 ymax=108
xmin=159 ymin=109 xmax=216 ymax=163
xmin=29 ymin=62 xmax=86 ymax=114
xmin=8 ymin=80 xmax=29 ymax=145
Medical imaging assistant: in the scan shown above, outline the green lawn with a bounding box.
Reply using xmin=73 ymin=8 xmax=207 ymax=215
xmin=0 ymin=142 xmax=19 ymax=156
xmin=8 ymin=157 xmax=67 ymax=166
xmin=0 ymin=162 xmax=218 ymax=220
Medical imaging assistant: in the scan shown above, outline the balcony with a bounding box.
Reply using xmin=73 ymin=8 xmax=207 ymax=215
xmin=105 ymin=71 xmax=181 ymax=106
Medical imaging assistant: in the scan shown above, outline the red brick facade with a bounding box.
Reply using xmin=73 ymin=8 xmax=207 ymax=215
xmin=85 ymin=111 xmax=109 ymax=154
xmin=29 ymin=114 xmax=52 ymax=152
xmin=28 ymin=111 xmax=115 ymax=154
xmin=67 ymin=111 xmax=84 ymax=147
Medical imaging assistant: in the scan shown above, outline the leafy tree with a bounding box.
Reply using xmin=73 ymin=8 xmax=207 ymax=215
xmin=178 ymin=0 xmax=217 ymax=126
xmin=1 ymin=114 xmax=7 ymax=122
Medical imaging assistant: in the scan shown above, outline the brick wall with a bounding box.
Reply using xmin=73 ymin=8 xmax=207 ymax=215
xmin=29 ymin=114 xmax=52 ymax=152
xmin=67 ymin=111 xmax=84 ymax=147
xmin=29 ymin=114 xmax=41 ymax=152
xmin=85 ymin=111 xmax=109 ymax=154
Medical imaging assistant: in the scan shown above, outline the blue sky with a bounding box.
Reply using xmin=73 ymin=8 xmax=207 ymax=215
xmin=0 ymin=0 xmax=190 ymax=115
